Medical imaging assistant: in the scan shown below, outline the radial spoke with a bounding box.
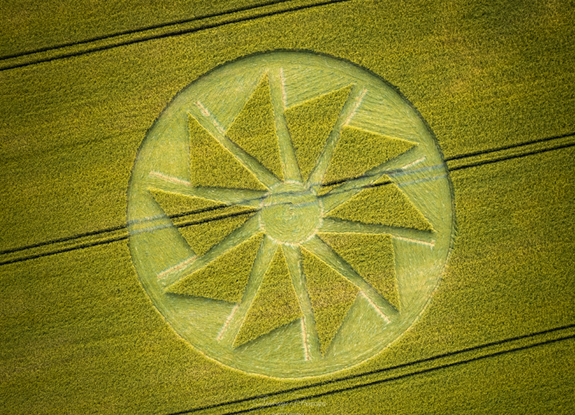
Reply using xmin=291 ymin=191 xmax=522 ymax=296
xmin=161 ymin=215 xmax=261 ymax=287
xmin=307 ymin=86 xmax=366 ymax=187
xmin=269 ymin=69 xmax=302 ymax=182
xmin=301 ymin=236 xmax=398 ymax=321
xmin=218 ymin=236 xmax=277 ymax=347
xmin=283 ymin=245 xmax=321 ymax=361
xmin=189 ymin=103 xmax=281 ymax=189
xmin=320 ymin=218 xmax=435 ymax=247
xmin=147 ymin=171 xmax=266 ymax=208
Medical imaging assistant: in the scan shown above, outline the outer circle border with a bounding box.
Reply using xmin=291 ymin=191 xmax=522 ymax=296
xmin=125 ymin=49 xmax=458 ymax=379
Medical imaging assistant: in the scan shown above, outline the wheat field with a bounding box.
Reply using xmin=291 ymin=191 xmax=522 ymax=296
xmin=1 ymin=0 xmax=574 ymax=413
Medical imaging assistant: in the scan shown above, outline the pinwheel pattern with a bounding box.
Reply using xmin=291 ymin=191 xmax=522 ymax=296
xmin=147 ymin=70 xmax=434 ymax=359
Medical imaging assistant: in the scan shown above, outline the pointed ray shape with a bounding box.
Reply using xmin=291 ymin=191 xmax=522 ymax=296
xmin=166 ymin=233 xmax=264 ymax=302
xmin=285 ymin=86 xmax=353 ymax=181
xmin=326 ymin=175 xmax=433 ymax=232
xmin=234 ymin=247 xmax=302 ymax=347
xmin=189 ymin=114 xmax=267 ymax=190
xmin=150 ymin=189 xmax=257 ymax=256
xmin=301 ymin=247 xmax=359 ymax=355
xmin=318 ymin=233 xmax=400 ymax=310
xmin=322 ymin=126 xmax=417 ymax=185
xmin=226 ymin=74 xmax=283 ymax=180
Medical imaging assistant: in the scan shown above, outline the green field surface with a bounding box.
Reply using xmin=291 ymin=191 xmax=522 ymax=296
xmin=1 ymin=0 xmax=574 ymax=413
xmin=0 ymin=0 xmax=298 ymax=60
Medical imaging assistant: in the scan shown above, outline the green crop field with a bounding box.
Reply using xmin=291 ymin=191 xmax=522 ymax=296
xmin=1 ymin=0 xmax=574 ymax=414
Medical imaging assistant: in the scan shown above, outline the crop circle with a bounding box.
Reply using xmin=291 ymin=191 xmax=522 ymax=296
xmin=127 ymin=51 xmax=454 ymax=378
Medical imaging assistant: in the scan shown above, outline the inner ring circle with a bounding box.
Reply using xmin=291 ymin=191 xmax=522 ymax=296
xmin=260 ymin=181 xmax=323 ymax=245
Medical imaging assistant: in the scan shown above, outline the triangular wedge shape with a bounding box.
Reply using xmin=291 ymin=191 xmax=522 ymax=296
xmin=234 ymin=247 xmax=302 ymax=347
xmin=189 ymin=114 xmax=267 ymax=190
xmin=149 ymin=189 xmax=256 ymax=256
xmin=326 ymin=175 xmax=433 ymax=231
xmin=179 ymin=213 xmax=256 ymax=257
xmin=318 ymin=233 xmax=400 ymax=310
xmin=323 ymin=126 xmax=417 ymax=185
xmin=166 ymin=233 xmax=264 ymax=303
xmin=150 ymin=188 xmax=223 ymax=217
xmin=285 ymin=86 xmax=352 ymax=182
xmin=317 ymin=182 xmax=341 ymax=196
xmin=149 ymin=188 xmax=255 ymax=222
xmin=226 ymin=74 xmax=283 ymax=180
xmin=301 ymin=247 xmax=359 ymax=355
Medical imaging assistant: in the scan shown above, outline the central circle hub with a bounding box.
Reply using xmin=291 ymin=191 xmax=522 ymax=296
xmin=260 ymin=181 xmax=322 ymax=244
